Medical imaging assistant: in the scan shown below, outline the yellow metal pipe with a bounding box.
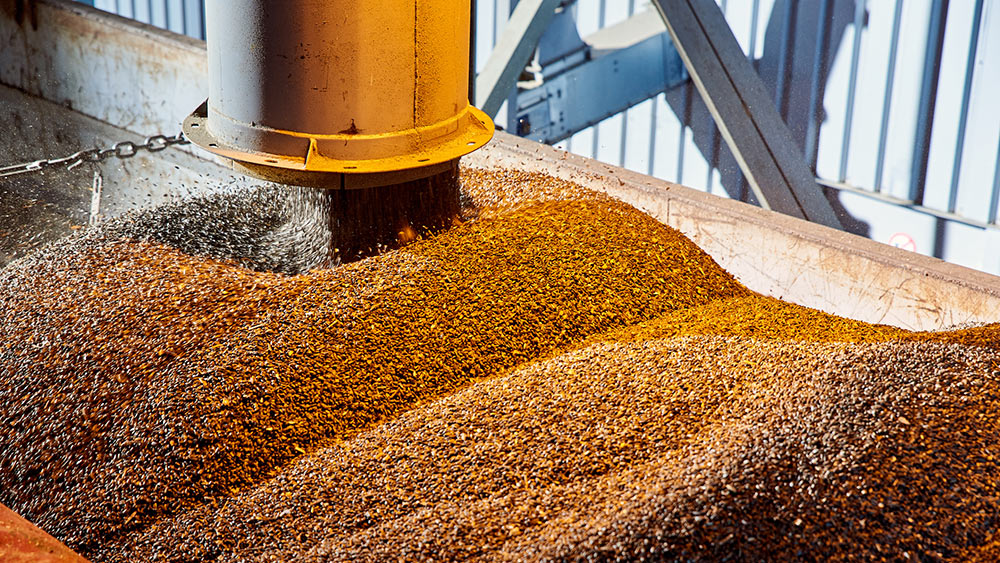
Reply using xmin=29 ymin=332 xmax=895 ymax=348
xmin=184 ymin=0 xmax=494 ymax=186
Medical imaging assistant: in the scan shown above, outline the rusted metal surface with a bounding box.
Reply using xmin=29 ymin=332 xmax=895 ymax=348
xmin=3 ymin=0 xmax=1000 ymax=331
xmin=0 ymin=502 xmax=89 ymax=563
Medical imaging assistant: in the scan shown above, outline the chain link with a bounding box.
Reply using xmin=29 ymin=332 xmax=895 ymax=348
xmin=0 ymin=132 xmax=189 ymax=179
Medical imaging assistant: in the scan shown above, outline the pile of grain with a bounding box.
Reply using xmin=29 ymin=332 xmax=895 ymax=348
xmin=96 ymin=183 xmax=333 ymax=274
xmin=591 ymin=294 xmax=909 ymax=345
xmin=109 ymin=337 xmax=1000 ymax=562
xmin=0 ymin=170 xmax=747 ymax=556
xmin=0 ymin=188 xmax=78 ymax=267
xmin=1 ymin=167 xmax=998 ymax=561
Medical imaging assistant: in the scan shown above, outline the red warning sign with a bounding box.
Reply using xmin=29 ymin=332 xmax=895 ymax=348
xmin=888 ymin=233 xmax=916 ymax=252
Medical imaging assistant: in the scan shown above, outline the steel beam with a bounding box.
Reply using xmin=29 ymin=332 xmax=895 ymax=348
xmin=475 ymin=0 xmax=561 ymax=118
xmin=652 ymin=0 xmax=842 ymax=229
xmin=514 ymin=28 xmax=687 ymax=144
xmin=908 ymin=0 xmax=949 ymax=205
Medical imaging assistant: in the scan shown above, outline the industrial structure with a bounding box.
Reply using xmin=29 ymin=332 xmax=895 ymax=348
xmin=73 ymin=0 xmax=1000 ymax=275
xmin=2 ymin=0 xmax=1000 ymax=560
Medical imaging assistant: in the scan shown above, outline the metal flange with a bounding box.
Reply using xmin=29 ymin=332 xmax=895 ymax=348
xmin=183 ymin=101 xmax=482 ymax=188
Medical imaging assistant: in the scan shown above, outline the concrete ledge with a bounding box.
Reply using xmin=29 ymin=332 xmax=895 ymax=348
xmin=466 ymin=134 xmax=1000 ymax=331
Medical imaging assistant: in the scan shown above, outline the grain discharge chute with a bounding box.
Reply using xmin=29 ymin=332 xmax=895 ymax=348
xmin=183 ymin=0 xmax=495 ymax=262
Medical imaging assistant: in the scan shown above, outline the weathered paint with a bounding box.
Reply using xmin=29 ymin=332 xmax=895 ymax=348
xmin=0 ymin=0 xmax=207 ymax=146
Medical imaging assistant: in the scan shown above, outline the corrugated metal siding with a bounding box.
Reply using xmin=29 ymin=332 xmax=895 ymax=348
xmin=93 ymin=0 xmax=203 ymax=38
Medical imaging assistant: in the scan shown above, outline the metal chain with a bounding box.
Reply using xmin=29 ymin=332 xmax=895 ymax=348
xmin=0 ymin=132 xmax=189 ymax=179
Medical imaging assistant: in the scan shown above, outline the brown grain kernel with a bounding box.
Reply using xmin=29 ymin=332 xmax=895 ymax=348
xmin=113 ymin=337 xmax=1000 ymax=562
xmin=1 ymin=167 xmax=998 ymax=562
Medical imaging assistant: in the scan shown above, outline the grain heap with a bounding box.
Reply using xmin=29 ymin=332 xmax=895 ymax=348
xmin=113 ymin=337 xmax=1000 ymax=562
xmin=0 ymin=188 xmax=77 ymax=267
xmin=1 ymin=167 xmax=999 ymax=562
xmin=0 ymin=169 xmax=748 ymax=556
xmin=96 ymin=183 xmax=334 ymax=274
